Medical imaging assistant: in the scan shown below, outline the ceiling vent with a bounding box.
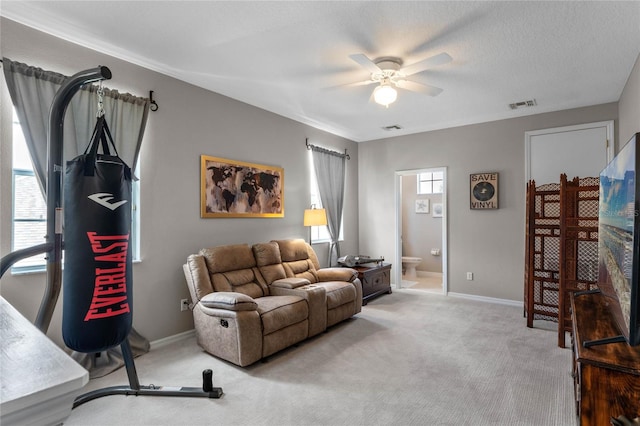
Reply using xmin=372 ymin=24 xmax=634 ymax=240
xmin=382 ymin=124 xmax=403 ymax=131
xmin=509 ymin=99 xmax=537 ymax=110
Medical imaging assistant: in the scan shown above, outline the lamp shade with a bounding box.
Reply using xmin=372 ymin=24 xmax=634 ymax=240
xmin=373 ymin=83 xmax=397 ymax=107
xmin=304 ymin=208 xmax=327 ymax=227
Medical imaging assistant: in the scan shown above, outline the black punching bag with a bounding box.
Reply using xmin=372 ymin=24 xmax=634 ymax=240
xmin=63 ymin=115 xmax=133 ymax=352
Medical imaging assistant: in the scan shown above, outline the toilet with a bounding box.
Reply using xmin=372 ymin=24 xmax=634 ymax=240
xmin=401 ymin=256 xmax=422 ymax=279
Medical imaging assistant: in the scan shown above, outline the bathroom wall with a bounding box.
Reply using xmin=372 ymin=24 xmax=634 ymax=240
xmin=401 ymin=175 xmax=443 ymax=273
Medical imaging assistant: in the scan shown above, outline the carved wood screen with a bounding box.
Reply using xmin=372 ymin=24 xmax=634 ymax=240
xmin=525 ymin=176 xmax=600 ymax=348
xmin=557 ymin=175 xmax=599 ymax=347
xmin=525 ymin=181 xmax=561 ymax=326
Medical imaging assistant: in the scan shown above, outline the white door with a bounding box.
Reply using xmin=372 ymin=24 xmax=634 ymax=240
xmin=525 ymin=121 xmax=614 ymax=184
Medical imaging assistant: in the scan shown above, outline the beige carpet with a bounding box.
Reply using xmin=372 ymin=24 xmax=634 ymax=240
xmin=65 ymin=290 xmax=575 ymax=426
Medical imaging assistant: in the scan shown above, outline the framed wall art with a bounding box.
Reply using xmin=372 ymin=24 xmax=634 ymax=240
xmin=201 ymin=155 xmax=284 ymax=218
xmin=470 ymin=172 xmax=498 ymax=209
xmin=432 ymin=203 xmax=443 ymax=218
xmin=415 ymin=199 xmax=430 ymax=213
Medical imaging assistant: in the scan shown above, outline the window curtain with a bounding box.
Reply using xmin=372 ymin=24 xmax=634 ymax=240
xmin=310 ymin=145 xmax=347 ymax=266
xmin=2 ymin=57 xmax=149 ymax=194
xmin=2 ymin=57 xmax=150 ymax=376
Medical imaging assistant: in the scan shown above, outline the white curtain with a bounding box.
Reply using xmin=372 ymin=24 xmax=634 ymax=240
xmin=2 ymin=57 xmax=149 ymax=193
xmin=311 ymin=145 xmax=347 ymax=266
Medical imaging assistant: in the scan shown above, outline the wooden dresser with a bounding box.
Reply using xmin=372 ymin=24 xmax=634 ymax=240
xmin=570 ymin=292 xmax=640 ymax=425
xmin=351 ymin=263 xmax=392 ymax=305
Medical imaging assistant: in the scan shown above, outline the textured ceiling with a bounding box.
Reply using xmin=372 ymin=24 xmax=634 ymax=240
xmin=2 ymin=1 xmax=639 ymax=142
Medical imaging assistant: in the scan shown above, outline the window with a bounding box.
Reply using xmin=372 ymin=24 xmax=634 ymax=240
xmin=417 ymin=171 xmax=444 ymax=194
xmin=12 ymin=110 xmax=47 ymax=271
xmin=11 ymin=110 xmax=141 ymax=273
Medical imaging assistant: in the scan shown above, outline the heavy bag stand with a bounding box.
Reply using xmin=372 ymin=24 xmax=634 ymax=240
xmin=0 ymin=66 xmax=222 ymax=407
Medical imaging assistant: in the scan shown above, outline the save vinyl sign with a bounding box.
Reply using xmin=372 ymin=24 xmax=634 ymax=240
xmin=470 ymin=172 xmax=499 ymax=209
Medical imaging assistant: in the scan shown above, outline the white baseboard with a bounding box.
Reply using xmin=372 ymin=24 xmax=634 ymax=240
xmin=150 ymin=329 xmax=195 ymax=350
xmin=447 ymin=292 xmax=523 ymax=308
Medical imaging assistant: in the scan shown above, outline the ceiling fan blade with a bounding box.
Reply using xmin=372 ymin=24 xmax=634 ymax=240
xmin=399 ymin=52 xmax=452 ymax=76
xmin=349 ymin=53 xmax=382 ymax=75
xmin=343 ymin=79 xmax=378 ymax=87
xmin=397 ymin=80 xmax=443 ymax=97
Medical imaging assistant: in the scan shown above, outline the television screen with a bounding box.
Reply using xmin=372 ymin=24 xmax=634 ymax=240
xmin=598 ymin=133 xmax=640 ymax=346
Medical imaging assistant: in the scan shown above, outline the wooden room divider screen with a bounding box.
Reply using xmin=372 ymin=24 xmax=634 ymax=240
xmin=525 ymin=175 xmax=600 ymax=348
xmin=525 ymin=181 xmax=562 ymax=326
xmin=557 ymin=175 xmax=600 ymax=348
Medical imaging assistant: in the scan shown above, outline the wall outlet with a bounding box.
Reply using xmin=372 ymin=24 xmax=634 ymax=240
xmin=466 ymin=272 xmax=473 ymax=281
xmin=180 ymin=298 xmax=190 ymax=312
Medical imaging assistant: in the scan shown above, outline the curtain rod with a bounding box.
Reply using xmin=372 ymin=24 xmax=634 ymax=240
xmin=305 ymin=138 xmax=350 ymax=160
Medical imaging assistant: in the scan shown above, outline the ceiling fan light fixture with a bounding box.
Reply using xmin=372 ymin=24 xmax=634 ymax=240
xmin=373 ymin=82 xmax=397 ymax=107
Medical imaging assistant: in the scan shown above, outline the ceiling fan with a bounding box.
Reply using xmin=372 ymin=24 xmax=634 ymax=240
xmin=347 ymin=52 xmax=452 ymax=107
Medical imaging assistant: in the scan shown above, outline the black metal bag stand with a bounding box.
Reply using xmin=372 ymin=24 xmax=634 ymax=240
xmin=73 ymin=339 xmax=222 ymax=408
xmin=0 ymin=65 xmax=222 ymax=407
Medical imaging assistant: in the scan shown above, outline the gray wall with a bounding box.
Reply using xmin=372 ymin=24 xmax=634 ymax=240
xmin=0 ymin=18 xmax=359 ymax=345
xmin=359 ymin=103 xmax=618 ymax=302
xmin=618 ymin=52 xmax=640 ymax=147
xmin=1 ymin=18 xmax=638 ymax=346
xmin=401 ymin=175 xmax=443 ymax=273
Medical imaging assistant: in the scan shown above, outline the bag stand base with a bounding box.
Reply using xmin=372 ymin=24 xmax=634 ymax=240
xmin=73 ymin=339 xmax=222 ymax=408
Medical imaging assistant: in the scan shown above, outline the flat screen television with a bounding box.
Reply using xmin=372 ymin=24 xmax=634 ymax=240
xmin=597 ymin=132 xmax=640 ymax=347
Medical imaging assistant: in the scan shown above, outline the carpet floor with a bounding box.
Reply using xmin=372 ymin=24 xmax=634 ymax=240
xmin=65 ymin=289 xmax=575 ymax=426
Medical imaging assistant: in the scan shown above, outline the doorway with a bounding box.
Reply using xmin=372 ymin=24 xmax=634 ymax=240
xmin=394 ymin=167 xmax=447 ymax=294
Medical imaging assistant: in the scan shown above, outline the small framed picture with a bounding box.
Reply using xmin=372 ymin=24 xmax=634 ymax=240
xmin=415 ymin=199 xmax=429 ymax=213
xmin=470 ymin=172 xmax=498 ymax=209
xmin=432 ymin=203 xmax=443 ymax=218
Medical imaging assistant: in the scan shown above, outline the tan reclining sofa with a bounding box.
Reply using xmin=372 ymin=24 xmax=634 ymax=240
xmin=183 ymin=239 xmax=362 ymax=366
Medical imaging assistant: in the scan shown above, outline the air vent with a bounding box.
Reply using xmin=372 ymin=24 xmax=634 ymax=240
xmin=509 ymin=99 xmax=537 ymax=110
xmin=382 ymin=124 xmax=403 ymax=131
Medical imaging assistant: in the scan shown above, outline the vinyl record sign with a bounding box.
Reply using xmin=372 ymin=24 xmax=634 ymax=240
xmin=470 ymin=172 xmax=498 ymax=209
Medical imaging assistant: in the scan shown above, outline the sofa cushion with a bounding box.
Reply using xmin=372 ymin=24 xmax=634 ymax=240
xmin=252 ymin=242 xmax=287 ymax=284
xmin=254 ymin=296 xmax=308 ymax=335
xmin=252 ymin=242 xmax=281 ymax=266
xmin=200 ymin=292 xmax=258 ymax=311
xmin=273 ymin=239 xmax=309 ymax=262
xmin=282 ymin=259 xmax=318 ymax=283
xmin=317 ymin=281 xmax=357 ymax=310
xmin=201 ymin=244 xmax=256 ymax=273
xmin=211 ymin=268 xmax=267 ymax=299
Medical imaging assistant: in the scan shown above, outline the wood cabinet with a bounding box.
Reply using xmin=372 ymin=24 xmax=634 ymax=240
xmin=570 ymin=292 xmax=640 ymax=425
xmin=352 ymin=263 xmax=392 ymax=305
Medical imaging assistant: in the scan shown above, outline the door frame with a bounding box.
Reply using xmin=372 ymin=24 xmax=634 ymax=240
xmin=394 ymin=167 xmax=448 ymax=294
xmin=524 ymin=120 xmax=614 ymax=181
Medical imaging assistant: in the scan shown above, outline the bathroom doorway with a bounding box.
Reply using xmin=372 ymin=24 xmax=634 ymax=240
xmin=394 ymin=167 xmax=447 ymax=294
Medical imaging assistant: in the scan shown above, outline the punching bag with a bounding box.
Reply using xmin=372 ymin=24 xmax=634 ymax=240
xmin=63 ymin=115 xmax=133 ymax=352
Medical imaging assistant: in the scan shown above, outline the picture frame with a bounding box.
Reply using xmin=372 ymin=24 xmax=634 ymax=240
xmin=432 ymin=203 xmax=443 ymax=218
xmin=200 ymin=155 xmax=284 ymax=218
xmin=415 ymin=199 xmax=430 ymax=213
xmin=470 ymin=172 xmax=499 ymax=209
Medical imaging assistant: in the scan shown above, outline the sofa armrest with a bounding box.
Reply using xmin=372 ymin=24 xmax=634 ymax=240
xmin=271 ymin=278 xmax=311 ymax=289
xmin=199 ymin=292 xmax=257 ymax=311
xmin=317 ymin=267 xmax=358 ymax=283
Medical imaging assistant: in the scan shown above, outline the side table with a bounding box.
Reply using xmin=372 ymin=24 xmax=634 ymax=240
xmin=351 ymin=263 xmax=392 ymax=305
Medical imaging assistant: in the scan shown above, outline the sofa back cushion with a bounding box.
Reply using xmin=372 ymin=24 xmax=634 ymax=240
xmin=199 ymin=244 xmax=268 ymax=298
xmin=252 ymin=242 xmax=287 ymax=285
xmin=273 ymin=239 xmax=319 ymax=283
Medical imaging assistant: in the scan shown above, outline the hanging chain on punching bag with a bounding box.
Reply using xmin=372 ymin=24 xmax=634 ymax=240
xmin=97 ymin=81 xmax=105 ymax=118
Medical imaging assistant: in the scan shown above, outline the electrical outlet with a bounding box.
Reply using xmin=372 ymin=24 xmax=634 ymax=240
xmin=466 ymin=272 xmax=473 ymax=281
xmin=180 ymin=298 xmax=189 ymax=312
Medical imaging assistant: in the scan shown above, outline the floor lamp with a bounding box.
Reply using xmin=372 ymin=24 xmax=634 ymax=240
xmin=303 ymin=206 xmax=327 ymax=244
